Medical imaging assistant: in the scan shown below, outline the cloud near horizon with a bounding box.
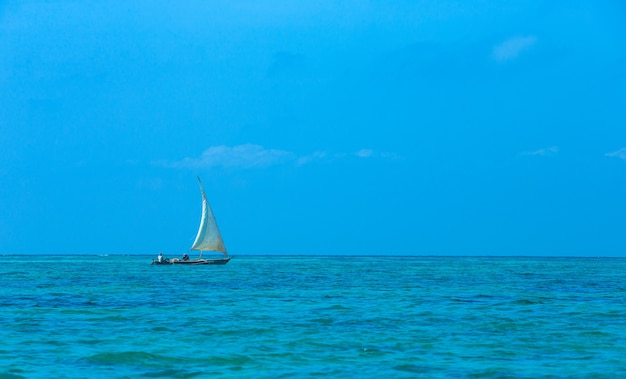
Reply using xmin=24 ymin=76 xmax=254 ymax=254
xmin=492 ymin=35 xmax=537 ymax=62
xmin=163 ymin=144 xmax=396 ymax=169
xmin=164 ymin=144 xmax=294 ymax=169
xmin=521 ymin=146 xmax=559 ymax=157
xmin=605 ymin=148 xmax=626 ymax=160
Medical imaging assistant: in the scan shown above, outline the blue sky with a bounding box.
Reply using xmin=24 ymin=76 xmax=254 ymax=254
xmin=1 ymin=1 xmax=625 ymax=256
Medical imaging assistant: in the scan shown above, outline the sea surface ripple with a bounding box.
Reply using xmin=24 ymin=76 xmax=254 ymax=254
xmin=1 ymin=255 xmax=625 ymax=378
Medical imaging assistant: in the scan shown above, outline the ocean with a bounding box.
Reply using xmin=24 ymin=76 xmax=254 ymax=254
xmin=1 ymin=255 xmax=625 ymax=378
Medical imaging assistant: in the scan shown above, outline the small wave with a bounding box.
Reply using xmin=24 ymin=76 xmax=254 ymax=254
xmin=393 ymin=364 xmax=431 ymax=374
xmin=510 ymin=299 xmax=544 ymax=305
xmin=359 ymin=346 xmax=387 ymax=357
xmin=1 ymin=271 xmax=29 ymax=277
xmin=86 ymin=315 xmax=129 ymax=322
xmin=475 ymin=294 xmax=496 ymax=299
xmin=82 ymin=352 xmax=170 ymax=366
xmin=451 ymin=298 xmax=476 ymax=303
xmin=323 ymin=304 xmax=350 ymax=310
xmin=0 ymin=373 xmax=27 ymax=379
xmin=140 ymin=369 xmax=204 ymax=378
xmin=201 ymin=355 xmax=255 ymax=367
xmin=310 ymin=317 xmax=334 ymax=325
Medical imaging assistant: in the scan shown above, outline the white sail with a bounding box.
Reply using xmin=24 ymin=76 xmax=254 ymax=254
xmin=190 ymin=177 xmax=228 ymax=256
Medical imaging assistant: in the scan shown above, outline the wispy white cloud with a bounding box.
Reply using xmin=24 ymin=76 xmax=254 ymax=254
xmin=521 ymin=146 xmax=559 ymax=157
xmin=492 ymin=35 xmax=537 ymax=62
xmin=163 ymin=145 xmax=399 ymax=169
xmin=605 ymin=148 xmax=626 ymax=160
xmin=355 ymin=149 xmax=374 ymax=158
xmin=297 ymin=151 xmax=327 ymax=166
xmin=353 ymin=149 xmax=400 ymax=160
xmin=165 ymin=144 xmax=295 ymax=169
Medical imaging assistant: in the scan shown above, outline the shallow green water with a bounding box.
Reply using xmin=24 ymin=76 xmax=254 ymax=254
xmin=1 ymin=256 xmax=625 ymax=378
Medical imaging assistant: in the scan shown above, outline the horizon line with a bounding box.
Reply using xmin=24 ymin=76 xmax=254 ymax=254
xmin=1 ymin=253 xmax=622 ymax=259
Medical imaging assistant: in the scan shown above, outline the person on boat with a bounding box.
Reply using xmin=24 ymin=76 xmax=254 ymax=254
xmin=182 ymin=253 xmax=189 ymax=261
xmin=158 ymin=252 xmax=163 ymax=263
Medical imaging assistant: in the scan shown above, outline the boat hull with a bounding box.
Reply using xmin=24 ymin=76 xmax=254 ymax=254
xmin=152 ymin=257 xmax=230 ymax=265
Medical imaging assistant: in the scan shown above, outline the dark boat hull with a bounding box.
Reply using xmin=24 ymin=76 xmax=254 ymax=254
xmin=152 ymin=257 xmax=230 ymax=265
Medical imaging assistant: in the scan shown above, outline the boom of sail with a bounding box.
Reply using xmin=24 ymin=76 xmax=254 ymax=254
xmin=190 ymin=177 xmax=228 ymax=257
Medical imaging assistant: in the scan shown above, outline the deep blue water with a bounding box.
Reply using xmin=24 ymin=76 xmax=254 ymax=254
xmin=1 ymin=255 xmax=625 ymax=378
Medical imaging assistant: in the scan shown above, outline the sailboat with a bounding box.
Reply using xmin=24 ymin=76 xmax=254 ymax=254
xmin=153 ymin=177 xmax=231 ymax=265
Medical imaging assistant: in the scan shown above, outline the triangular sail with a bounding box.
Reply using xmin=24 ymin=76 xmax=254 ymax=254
xmin=190 ymin=177 xmax=228 ymax=256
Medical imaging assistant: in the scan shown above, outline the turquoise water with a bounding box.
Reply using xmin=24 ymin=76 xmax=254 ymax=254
xmin=1 ymin=256 xmax=625 ymax=378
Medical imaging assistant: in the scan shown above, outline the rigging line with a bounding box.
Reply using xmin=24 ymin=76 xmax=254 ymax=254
xmin=172 ymin=234 xmax=195 ymax=256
